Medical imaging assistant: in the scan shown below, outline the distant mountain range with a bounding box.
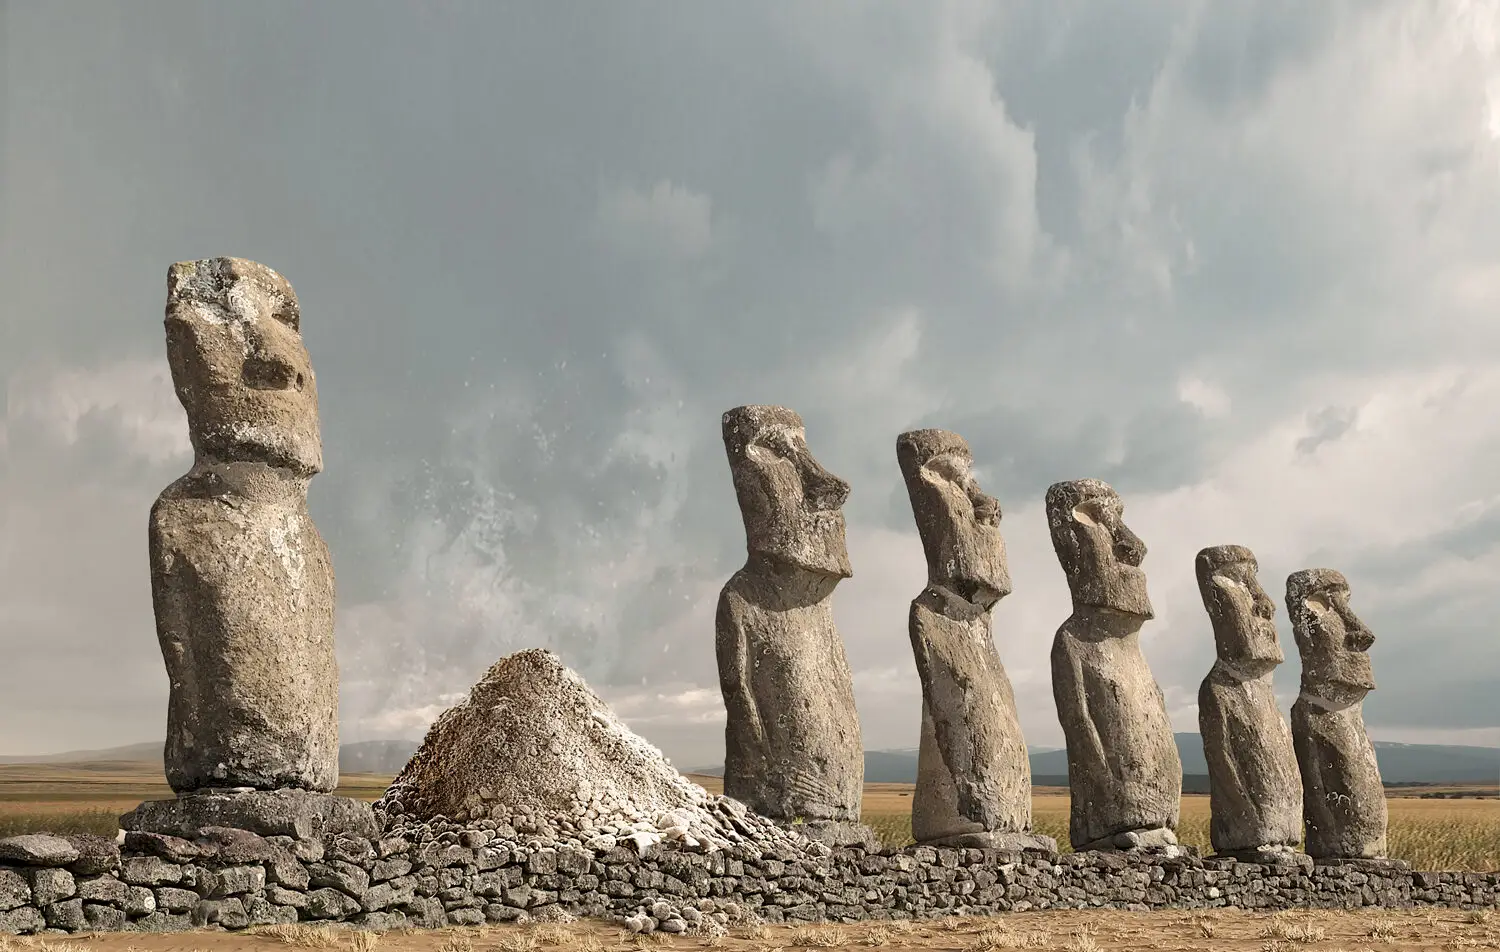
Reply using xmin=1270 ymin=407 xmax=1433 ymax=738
xmin=5 ymin=734 xmax=1495 ymax=786
xmin=0 ymin=740 xmax=422 ymax=775
xmin=696 ymin=734 xmax=1500 ymax=786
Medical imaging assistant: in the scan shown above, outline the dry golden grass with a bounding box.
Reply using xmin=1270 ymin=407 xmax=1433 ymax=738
xmin=852 ymin=792 xmax=1500 ymax=871
xmin=2 ymin=765 xmax=1495 ymax=872
xmin=0 ymin=762 xmax=390 ymax=838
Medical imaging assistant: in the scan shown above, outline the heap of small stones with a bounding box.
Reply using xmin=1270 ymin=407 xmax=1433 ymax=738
xmin=375 ymin=650 xmax=819 ymax=860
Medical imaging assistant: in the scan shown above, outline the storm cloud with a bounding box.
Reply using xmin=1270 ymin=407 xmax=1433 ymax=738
xmin=3 ymin=0 xmax=1498 ymax=767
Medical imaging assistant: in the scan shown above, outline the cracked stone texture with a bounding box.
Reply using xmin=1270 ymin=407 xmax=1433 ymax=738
xmin=1194 ymin=545 xmax=1302 ymax=856
xmin=120 ymin=790 xmax=377 ymax=842
xmin=1287 ymin=568 xmax=1388 ymax=860
xmin=898 ymin=430 xmax=1052 ymax=852
xmin=716 ymin=406 xmax=864 ymax=823
xmin=149 ymin=257 xmax=338 ymax=793
xmin=1046 ymin=479 xmax=1181 ymax=851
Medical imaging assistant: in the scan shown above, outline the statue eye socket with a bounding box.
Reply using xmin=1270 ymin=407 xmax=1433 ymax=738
xmin=1072 ymin=500 xmax=1106 ymax=527
xmin=270 ymin=303 xmax=300 ymax=331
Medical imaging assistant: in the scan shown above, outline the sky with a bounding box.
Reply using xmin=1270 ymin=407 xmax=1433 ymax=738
xmin=3 ymin=0 xmax=1498 ymax=770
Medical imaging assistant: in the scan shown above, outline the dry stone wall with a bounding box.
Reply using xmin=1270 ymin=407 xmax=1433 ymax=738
xmin=0 ymin=827 xmax=1494 ymax=936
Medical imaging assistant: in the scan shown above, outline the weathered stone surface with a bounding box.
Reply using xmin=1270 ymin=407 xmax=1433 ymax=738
xmin=120 ymin=856 xmax=183 ymax=886
xmin=0 ymin=904 xmax=43 ymax=935
xmin=192 ymin=897 xmax=249 ymax=929
xmin=125 ymin=885 xmax=157 ymax=916
xmin=377 ymin=649 xmax=802 ymax=853
xmin=121 ymin=788 xmax=377 ymax=840
xmin=123 ymin=831 xmax=202 ymax=864
xmin=1045 ymin=479 xmax=1181 ymax=851
xmin=76 ymin=874 xmax=128 ymax=904
xmin=150 ymin=256 xmax=338 ymax=794
xmin=43 ymin=898 xmax=85 ymax=931
xmin=716 ymin=405 xmax=864 ymax=823
xmin=306 ymin=887 xmax=362 ymax=919
xmin=1195 ymin=545 xmax=1302 ymax=856
xmin=27 ymin=868 xmax=74 ymax=906
xmin=130 ymin=911 xmax=193 ymax=932
xmin=191 ymin=827 xmax=309 ymax=888
xmin=0 ymin=835 xmax=79 ymax=868
xmin=84 ymin=903 xmax=127 ymax=931
xmin=897 ymin=430 xmax=1051 ymax=853
xmin=1287 ymin=569 xmax=1388 ymax=860
xmin=63 ymin=835 xmax=120 ymax=875
xmin=0 ymin=869 xmax=30 ymax=911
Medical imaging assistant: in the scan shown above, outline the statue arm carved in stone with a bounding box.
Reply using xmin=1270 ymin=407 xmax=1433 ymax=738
xmin=715 ymin=587 xmax=767 ymax=784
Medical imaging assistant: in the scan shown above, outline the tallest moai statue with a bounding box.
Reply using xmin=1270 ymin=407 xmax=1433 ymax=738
xmin=148 ymin=257 xmax=339 ymax=794
xmin=715 ymin=405 xmax=870 ymax=846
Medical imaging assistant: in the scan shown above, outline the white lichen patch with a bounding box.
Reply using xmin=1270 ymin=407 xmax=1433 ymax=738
xmin=267 ymin=509 xmax=307 ymax=593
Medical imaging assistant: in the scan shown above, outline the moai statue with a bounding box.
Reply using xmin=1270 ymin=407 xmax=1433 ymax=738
xmin=122 ymin=258 xmax=374 ymax=840
xmin=898 ymin=430 xmax=1054 ymax=852
xmin=1195 ymin=545 xmax=1302 ymax=861
xmin=716 ymin=405 xmax=871 ymax=846
xmin=1287 ymin=569 xmax=1388 ymax=860
xmin=1046 ymin=479 xmax=1182 ymax=853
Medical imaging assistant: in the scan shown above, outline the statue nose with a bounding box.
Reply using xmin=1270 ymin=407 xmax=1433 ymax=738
xmin=972 ymin=492 xmax=1000 ymax=525
xmin=801 ymin=458 xmax=850 ymax=511
xmin=1113 ymin=525 xmax=1147 ymax=565
xmin=1346 ymin=620 xmax=1375 ymax=651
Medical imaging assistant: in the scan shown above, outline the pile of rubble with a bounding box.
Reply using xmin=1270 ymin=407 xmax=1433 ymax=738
xmin=374 ymin=650 xmax=820 ymax=859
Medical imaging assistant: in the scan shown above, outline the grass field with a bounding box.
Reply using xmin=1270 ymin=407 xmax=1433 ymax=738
xmin=0 ymin=763 xmax=1496 ymax=949
xmin=1 ymin=764 xmax=1495 ymax=872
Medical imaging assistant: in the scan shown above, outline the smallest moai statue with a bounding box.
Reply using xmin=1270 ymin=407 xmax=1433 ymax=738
xmin=1195 ymin=545 xmax=1302 ymax=861
xmin=1287 ymin=569 xmax=1388 ymax=860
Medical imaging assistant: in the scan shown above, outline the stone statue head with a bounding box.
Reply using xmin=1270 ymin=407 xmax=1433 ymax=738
xmin=163 ymin=257 xmax=322 ymax=476
xmin=1045 ymin=478 xmax=1152 ymax=618
xmin=1286 ymin=568 xmax=1376 ymax=703
xmin=722 ymin=405 xmax=852 ymax=577
xmin=1195 ymin=544 xmax=1283 ymax=675
xmin=896 ymin=429 xmax=1010 ymax=608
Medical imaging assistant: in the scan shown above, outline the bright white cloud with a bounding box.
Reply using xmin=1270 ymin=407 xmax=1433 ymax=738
xmin=8 ymin=358 xmax=189 ymax=464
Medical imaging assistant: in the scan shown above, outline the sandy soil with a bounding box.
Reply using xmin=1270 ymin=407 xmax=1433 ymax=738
xmin=0 ymin=908 xmax=1496 ymax=952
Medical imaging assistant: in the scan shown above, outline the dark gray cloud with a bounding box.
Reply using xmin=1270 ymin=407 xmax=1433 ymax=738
xmin=3 ymin=1 xmax=1497 ymax=760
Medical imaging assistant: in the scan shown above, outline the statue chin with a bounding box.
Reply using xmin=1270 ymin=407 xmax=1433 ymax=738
xmin=753 ymin=540 xmax=851 ymax=578
xmin=938 ymin=576 xmax=1007 ymax=609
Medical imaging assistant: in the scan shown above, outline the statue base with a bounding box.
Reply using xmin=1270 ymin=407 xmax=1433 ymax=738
xmin=1079 ymin=826 xmax=1185 ymax=856
xmin=924 ymin=831 xmax=1058 ymax=853
xmin=780 ymin=819 xmax=882 ymax=850
xmin=120 ymin=788 xmax=380 ymax=841
xmin=1213 ymin=847 xmax=1311 ymax=868
xmin=1312 ymin=856 xmax=1409 ymax=872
